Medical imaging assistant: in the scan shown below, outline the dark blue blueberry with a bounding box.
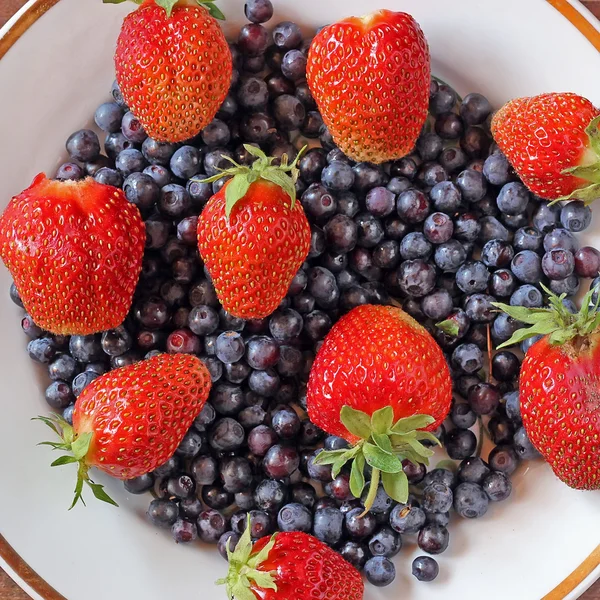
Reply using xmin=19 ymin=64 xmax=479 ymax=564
xmin=214 ymin=332 xmax=245 ymax=365
xmin=421 ymin=289 xmax=454 ymax=321
xmin=488 ymin=415 xmax=515 ymax=445
xmin=44 ymin=381 xmax=74 ymax=409
xmin=321 ymin=161 xmax=355 ymax=192
xmin=482 ymin=471 xmax=512 ymax=502
xmin=272 ymin=20 xmax=302 ymax=49
xmin=55 ymin=162 xmax=84 ymax=181
xmin=367 ymin=526 xmax=401 ymax=558
xmin=492 ymin=351 xmax=520 ymax=381
xmin=266 ymin=72 xmax=295 ymax=98
xmin=169 ymin=145 xmax=201 ymax=179
xmin=94 ymin=167 xmax=123 ymax=187
xmin=302 ymin=184 xmax=337 ymax=222
xmin=434 ymin=240 xmax=467 ymax=273
xmin=72 ymin=371 xmax=99 ymax=397
xmin=147 ymin=498 xmax=179 ymax=528
xmin=478 ymin=216 xmax=510 ymax=243
xmin=544 ymin=228 xmax=578 ymax=253
xmin=122 ymin=172 xmax=160 ymax=213
xmin=141 ymin=138 xmax=178 ymax=166
xmin=209 ymin=418 xmax=245 ymax=451
xmin=165 ymin=328 xmax=200 ymax=354
xmin=272 ymin=94 xmax=306 ymax=131
xmin=322 ymin=215 xmax=357 ymax=254
xmin=430 ymin=181 xmax=462 ymax=213
xmin=418 ymin=523 xmax=449 ymax=555
xmin=295 ymin=81 xmax=316 ymax=109
xmin=464 ymin=294 xmax=496 ymax=324
xmin=19 ymin=314 xmax=42 ymax=339
xmin=542 ymin=249 xmax=575 ymax=280
xmin=124 ymin=473 xmax=154 ymax=495
xmin=237 ymin=76 xmax=269 ymax=109
xmin=452 ymin=343 xmax=484 ymax=374
xmin=202 ymin=486 xmax=234 ymax=511
xmin=372 ymin=241 xmax=400 ymax=270
xmin=110 ymin=80 xmax=127 ymax=107
xmin=269 ymin=309 xmax=303 ymax=343
xmin=313 ymin=507 xmax=344 ymax=546
xmin=307 ymin=266 xmax=339 ymax=308
xmin=513 ymin=426 xmax=540 ymax=460
xmin=158 ymin=184 xmax=191 ymax=218
xmin=364 ymin=556 xmax=396 ymax=587
xmin=271 ymin=408 xmax=301 ymax=439
xmin=461 ymin=127 xmax=491 ymax=158
xmin=456 ymin=169 xmax=487 ymax=203
xmin=397 ymin=189 xmax=430 ymax=223
xmin=186 ymin=305 xmax=218 ymax=336
xmin=218 ymin=457 xmax=252 ymax=495
xmin=510 ymin=285 xmax=543 ymax=308
xmin=490 ymin=269 xmax=517 ymax=298
xmin=66 ymin=129 xmax=100 ymax=162
xmin=496 ymin=182 xmax=530 ymax=215
xmin=469 ymin=383 xmax=501 ymax=416
xmin=549 ymin=274 xmax=581 ymax=296
xmin=514 ymin=227 xmax=544 ymax=252
xmin=481 ymin=239 xmax=514 ymax=269
xmin=561 ymin=201 xmax=592 ymax=232
xmin=203 ymin=147 xmax=234 ymax=177
xmin=430 ymin=83 xmax=457 ymax=115
xmin=176 ymin=216 xmax=198 ymax=246
xmin=511 ymin=250 xmax=543 ymax=284
xmin=217 ymin=95 xmax=238 ymax=121
xmin=435 ymin=111 xmax=464 ymax=139
xmin=488 ymin=445 xmax=519 ymax=476
xmin=191 ymin=455 xmax=217 ymax=485
xmin=94 ymin=102 xmax=124 ymax=133
xmin=223 ymin=360 xmax=251 ymax=384
xmin=105 ymin=132 xmax=134 ymax=160
xmin=504 ymin=391 xmax=522 ymax=426
xmin=445 ymin=428 xmax=477 ymax=460
xmin=69 ymin=335 xmax=103 ymax=363
xmin=218 ymin=532 xmax=241 ymax=560
xmin=389 ymin=504 xmax=426 ymax=534
xmin=101 ymin=326 xmax=132 ymax=357
xmin=238 ymin=405 xmax=267 ymax=429
xmin=460 ymin=92 xmax=492 ymax=125
xmin=344 ymin=508 xmax=378 ymax=540
xmin=453 ymin=482 xmax=489 ymax=518
xmin=399 ymin=232 xmax=431 ymax=261
xmin=197 ymin=509 xmax=229 ymax=543
xmin=305 ymin=449 xmax=333 ymax=483
xmin=238 ymin=22 xmax=270 ymax=56
xmin=423 ymin=468 xmax=457 ymax=489
xmin=451 ymin=403 xmax=477 ymax=430
xmin=422 ymin=482 xmax=453 ymax=513
xmin=115 ymin=148 xmax=146 ymax=177
xmin=263 ymin=444 xmax=299 ymax=478
xmin=423 ymin=212 xmax=454 ymax=244
xmin=281 ymin=49 xmax=307 ymax=81
xmin=48 ymin=354 xmax=78 ymax=382
xmin=492 ymin=313 xmax=523 ymax=345
xmin=416 ymin=133 xmax=443 ymax=161
xmin=575 ymin=246 xmax=600 ymax=278
xmin=120 ymin=111 xmax=147 ymax=144
xmin=452 ymin=213 xmax=480 ymax=243
xmin=533 ymin=201 xmax=561 ymax=233
xmin=412 ymin=556 xmax=440 ymax=582
xmin=501 ymin=211 xmax=529 ymax=231
xmin=243 ymin=335 xmax=280 ymax=371
xmin=248 ymin=368 xmax=280 ymax=397
xmin=200 ymin=118 xmax=231 ymax=147
xmin=340 ymin=541 xmax=369 ymax=571
xmin=456 ymin=261 xmax=490 ymax=294
xmin=299 ymin=149 xmax=327 ymax=184
xmin=354 ymin=213 xmax=385 ymax=249
xmin=166 ymin=474 xmax=195 ymax=499
xmin=277 ymin=503 xmax=312 ymax=533
xmin=482 ymin=151 xmax=511 ymax=186
xmin=211 ymin=383 xmax=245 ymax=416
xmin=458 ymin=457 xmax=490 ymax=485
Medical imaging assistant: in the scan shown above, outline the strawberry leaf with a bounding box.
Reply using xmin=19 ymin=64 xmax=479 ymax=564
xmin=247 ymin=535 xmax=276 ymax=569
xmin=363 ymin=443 xmax=403 ymax=474
xmin=71 ymin=432 xmax=93 ymax=461
xmin=391 ymin=414 xmax=435 ymax=434
xmin=312 ymin=449 xmax=348 ymax=465
xmin=225 ymin=175 xmax=252 ymax=218
xmin=200 ymin=1 xmax=226 ymax=20
xmin=372 ymin=433 xmax=394 ymax=455
xmin=87 ymin=481 xmax=119 ymax=507
xmin=436 ymin=319 xmax=460 ymax=337
xmin=51 ymin=455 xmax=78 ymax=467
xmin=340 ymin=406 xmax=372 ymax=440
xmin=349 ymin=453 xmax=366 ymax=499
xmin=154 ymin=0 xmax=180 ymax=17
xmin=381 ymin=471 xmax=409 ymax=504
xmin=371 ymin=406 xmax=394 ymax=434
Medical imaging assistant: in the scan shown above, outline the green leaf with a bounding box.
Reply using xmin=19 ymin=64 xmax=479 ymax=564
xmin=247 ymin=571 xmax=277 ymax=590
xmin=436 ymin=459 xmax=458 ymax=473
xmin=381 ymin=471 xmax=409 ymax=504
xmin=71 ymin=432 xmax=93 ymax=461
xmin=33 ymin=415 xmax=61 ymax=436
xmin=496 ymin=320 xmax=558 ymax=349
xmin=363 ymin=443 xmax=403 ymax=474
xmin=371 ymin=406 xmax=394 ymax=434
xmin=312 ymin=449 xmax=348 ymax=466
xmin=229 ymin=583 xmax=258 ymax=600
xmin=154 ymin=0 xmax=180 ymax=17
xmin=349 ymin=454 xmax=366 ymax=499
xmin=233 ymin=515 xmax=254 ymax=566
xmin=225 ymin=175 xmax=252 ymax=218
xmin=331 ymin=456 xmax=348 ymax=479
xmin=391 ymin=414 xmax=435 ymax=434
xmin=340 ymin=406 xmax=372 ymax=440
xmin=436 ymin=319 xmax=460 ymax=337
xmin=403 ymin=437 xmax=435 ymax=459
xmin=261 ymin=169 xmax=296 ymax=207
xmin=414 ymin=431 xmax=442 ymax=446
xmin=201 ymin=1 xmax=226 ymax=20
xmin=372 ymin=433 xmax=393 ymax=455
xmin=491 ymin=302 xmax=555 ymax=326
xmin=69 ymin=472 xmax=85 ymax=511
xmin=247 ymin=535 xmax=276 ymax=569
xmin=38 ymin=441 xmax=70 ymax=451
xmin=88 ymin=482 xmax=119 ymax=507
xmin=50 ymin=455 xmax=78 ymax=467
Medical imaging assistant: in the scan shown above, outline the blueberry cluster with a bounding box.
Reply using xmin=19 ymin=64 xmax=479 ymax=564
xmin=14 ymin=0 xmax=600 ymax=590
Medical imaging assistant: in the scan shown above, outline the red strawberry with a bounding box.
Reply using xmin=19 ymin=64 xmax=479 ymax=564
xmin=217 ymin=518 xmax=364 ymax=600
xmin=495 ymin=287 xmax=600 ymax=490
xmin=0 ymin=174 xmax=145 ymax=335
xmin=114 ymin=0 xmax=232 ymax=143
xmin=197 ymin=145 xmax=311 ymax=319
xmin=491 ymin=92 xmax=600 ymax=203
xmin=37 ymin=353 xmax=212 ymax=507
xmin=307 ymin=304 xmax=452 ymax=510
xmin=306 ymin=10 xmax=430 ymax=164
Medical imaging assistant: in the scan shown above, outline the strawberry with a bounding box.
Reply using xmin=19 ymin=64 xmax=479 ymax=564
xmin=197 ymin=145 xmax=311 ymax=320
xmin=217 ymin=516 xmax=364 ymax=600
xmin=112 ymin=0 xmax=232 ymax=143
xmin=495 ymin=286 xmax=600 ymax=490
xmin=0 ymin=174 xmax=145 ymax=335
xmin=37 ymin=353 xmax=212 ymax=507
xmin=307 ymin=304 xmax=452 ymax=510
xmin=306 ymin=10 xmax=430 ymax=164
xmin=491 ymin=92 xmax=600 ymax=203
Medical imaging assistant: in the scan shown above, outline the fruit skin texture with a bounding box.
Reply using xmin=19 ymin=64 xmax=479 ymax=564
xmin=307 ymin=304 xmax=452 ymax=443
xmin=491 ymin=93 xmax=600 ymax=201
xmin=306 ymin=10 xmax=430 ymax=164
xmin=198 ymin=180 xmax=311 ymax=320
xmin=0 ymin=174 xmax=145 ymax=335
xmin=519 ymin=333 xmax=600 ymax=490
xmin=74 ymin=353 xmax=211 ymax=480
xmin=221 ymin=529 xmax=364 ymax=600
xmin=115 ymin=0 xmax=232 ymax=143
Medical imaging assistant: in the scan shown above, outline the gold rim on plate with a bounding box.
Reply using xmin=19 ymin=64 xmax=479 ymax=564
xmin=0 ymin=1 xmax=599 ymax=599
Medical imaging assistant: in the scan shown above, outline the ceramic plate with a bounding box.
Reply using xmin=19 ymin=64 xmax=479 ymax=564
xmin=0 ymin=0 xmax=599 ymax=599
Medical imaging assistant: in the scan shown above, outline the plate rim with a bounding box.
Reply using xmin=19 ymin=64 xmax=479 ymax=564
xmin=0 ymin=1 xmax=598 ymax=599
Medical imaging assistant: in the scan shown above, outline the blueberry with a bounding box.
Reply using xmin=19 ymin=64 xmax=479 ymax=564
xmin=412 ymin=556 xmax=440 ymax=582
xmin=542 ymin=249 xmax=575 ymax=280
xmin=488 ymin=445 xmax=519 ymax=476
xmin=478 ymin=216 xmax=510 ymax=243
xmin=397 ymin=260 xmax=436 ymax=298
xmin=453 ymin=482 xmax=489 ymax=518
xmin=456 ymin=169 xmax=487 ymax=203
xmin=213 ymin=332 xmax=244 ymax=365
xmin=306 ymin=449 xmax=333 ymax=482
xmin=272 ymin=20 xmax=302 ymax=49
xmin=464 ymin=293 xmax=496 ymax=323
xmin=430 ymin=83 xmax=457 ymax=115
xmin=430 ymin=181 xmax=462 ymax=213
xmin=271 ymin=407 xmax=301 ymax=439
xmin=190 ymin=455 xmax=217 ymax=486
xmin=234 ymin=491 xmax=255 ymax=511
xmin=94 ymin=102 xmax=124 ymax=133
xmin=44 ymin=381 xmax=74 ymax=410
xmin=423 ymin=468 xmax=457 ymax=489
xmin=482 ymin=151 xmax=511 ymax=186
xmin=72 ymin=371 xmax=99 ymax=397
xmin=202 ymin=485 xmax=234 ymax=511
xmin=122 ymin=473 xmax=154 ymax=495
xmin=170 ymin=519 xmax=197 ymax=544
xmin=66 ymin=129 xmax=100 ymax=162
xmin=110 ymin=80 xmax=127 ymax=107
xmin=504 ymin=391 xmax=522 ymax=426
xmin=313 ymin=507 xmax=344 ymax=546
xmin=435 ymin=240 xmax=467 ymax=272
xmin=549 ymin=274 xmax=581 ymax=296
xmin=115 ymin=148 xmax=146 ymax=177
xmin=416 ymin=133 xmax=443 ymax=161
xmin=238 ymin=405 xmax=267 ymax=429
xmin=244 ymin=335 xmax=280 ymax=370
xmin=55 ymin=162 xmax=84 ymax=181
xmin=492 ymin=351 xmax=520 ymax=382
xmin=147 ymin=498 xmax=179 ymax=528
xmin=209 ymin=418 xmax=245 ymax=452
xmin=420 ymin=289 xmax=453 ymax=321
xmin=457 ymin=457 xmax=490 ymax=485
xmin=469 ymin=383 xmax=501 ymax=416
xmin=105 ymin=132 xmax=134 ymax=160
xmin=533 ymin=202 xmax=561 ymax=233
xmin=302 ymin=184 xmax=337 ymax=222
xmin=492 ymin=313 xmax=523 ymax=345
xmin=321 ymin=161 xmax=355 ymax=192
xmin=48 ymin=354 xmax=78 ymax=382
xmin=198 ymin=509 xmax=229 ymax=544
xmin=364 ymin=556 xmax=396 ymax=587
xmin=424 ymin=212 xmax=454 ymax=244
xmin=291 ymin=482 xmax=317 ymax=509
xmin=397 ymin=189 xmax=430 ymax=223
xmin=277 ymin=503 xmax=312 ymax=533
xmin=340 ymin=541 xmax=369 ymax=570
xmin=445 ymin=428 xmax=477 ymax=460
xmin=490 ymin=269 xmax=517 ymax=298
xmin=399 ymin=232 xmax=431 ymax=261
xmin=281 ymin=49 xmax=307 ymax=81
xmin=510 ymin=285 xmax=543 ymax=308
xmin=344 ymin=507 xmax=377 ymax=541
xmin=247 ymin=425 xmax=277 ymax=457
xmin=511 ymin=251 xmax=543 ymax=284
xmin=254 ymin=478 xmax=287 ymax=512
xmin=389 ymin=504 xmax=426 ymax=534
xmin=481 ymin=239 xmax=515 ymax=269
xmin=456 ymin=261 xmax=490 ymax=294
xmin=218 ymin=531 xmax=241 ymax=559
xmin=543 ymin=228 xmax=578 ymax=254
xmin=452 ymin=343 xmax=483 ymax=374
xmin=482 ymin=471 xmax=512 ymax=502
xmin=355 ymin=213 xmax=385 ymax=249
xmin=307 ymin=267 xmax=339 ymax=308
xmin=575 ymin=247 xmax=600 ymax=278
xmin=453 ymin=213 xmax=481 ymax=243
xmin=299 ymin=149 xmax=327 ymax=184
xmin=560 ymin=201 xmax=592 ymax=232
xmin=513 ymin=427 xmax=540 ymax=460
xmin=263 ymin=444 xmax=299 ymax=478
xmin=451 ymin=403 xmax=477 ymax=429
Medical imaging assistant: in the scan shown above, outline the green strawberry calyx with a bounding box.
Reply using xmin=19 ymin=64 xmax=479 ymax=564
xmin=559 ymin=114 xmax=600 ymax=206
xmin=493 ymin=284 xmax=600 ymax=349
xmin=34 ymin=414 xmax=118 ymax=510
xmin=196 ymin=144 xmax=307 ymax=218
xmin=314 ymin=406 xmax=440 ymax=513
xmin=102 ymin=0 xmax=226 ymax=20
xmin=216 ymin=516 xmax=278 ymax=600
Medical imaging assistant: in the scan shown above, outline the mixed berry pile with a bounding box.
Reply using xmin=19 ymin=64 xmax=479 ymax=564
xmin=12 ymin=0 xmax=600 ymax=591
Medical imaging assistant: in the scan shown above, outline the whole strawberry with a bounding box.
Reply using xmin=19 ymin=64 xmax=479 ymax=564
xmin=0 ymin=174 xmax=145 ymax=335
xmin=112 ymin=0 xmax=231 ymax=143
xmin=217 ymin=517 xmax=364 ymax=600
xmin=491 ymin=92 xmax=600 ymax=203
xmin=306 ymin=10 xmax=430 ymax=164
xmin=495 ymin=288 xmax=600 ymax=490
xmin=197 ymin=145 xmax=311 ymax=320
xmin=37 ymin=353 xmax=212 ymax=507
xmin=307 ymin=304 xmax=452 ymax=510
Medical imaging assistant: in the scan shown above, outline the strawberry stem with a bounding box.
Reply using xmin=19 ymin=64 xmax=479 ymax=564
xmin=34 ymin=414 xmax=118 ymax=509
xmin=196 ymin=144 xmax=307 ymax=218
xmin=101 ymin=0 xmax=226 ymax=20
xmin=313 ymin=407 xmax=439 ymax=512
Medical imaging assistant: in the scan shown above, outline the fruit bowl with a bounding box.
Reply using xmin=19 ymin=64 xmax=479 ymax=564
xmin=0 ymin=0 xmax=600 ymax=599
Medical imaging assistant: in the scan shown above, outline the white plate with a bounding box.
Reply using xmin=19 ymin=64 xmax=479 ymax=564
xmin=0 ymin=1 xmax=599 ymax=599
